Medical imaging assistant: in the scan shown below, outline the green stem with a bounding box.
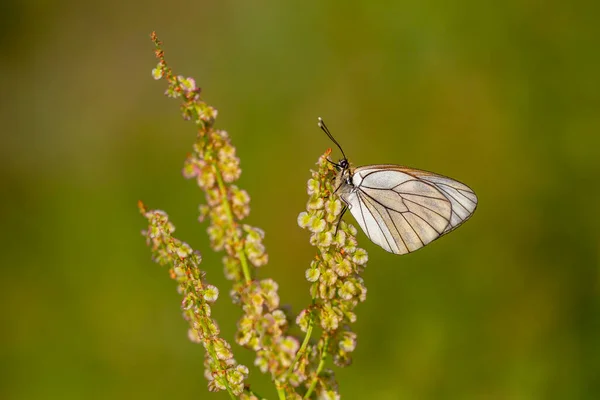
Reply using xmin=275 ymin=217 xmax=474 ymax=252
xmin=303 ymin=336 xmax=329 ymax=399
xmin=226 ymin=388 xmax=237 ymax=400
xmin=284 ymin=312 xmax=314 ymax=377
xmin=196 ymin=307 xmax=237 ymax=399
xmin=246 ymin=388 xmax=267 ymax=400
xmin=276 ymin=382 xmax=287 ymax=400
xmin=214 ymin=165 xmax=252 ymax=283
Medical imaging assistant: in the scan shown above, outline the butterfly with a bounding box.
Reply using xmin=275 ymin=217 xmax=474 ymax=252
xmin=318 ymin=117 xmax=478 ymax=255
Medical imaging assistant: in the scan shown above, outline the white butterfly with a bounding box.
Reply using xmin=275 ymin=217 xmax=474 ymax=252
xmin=319 ymin=117 xmax=478 ymax=255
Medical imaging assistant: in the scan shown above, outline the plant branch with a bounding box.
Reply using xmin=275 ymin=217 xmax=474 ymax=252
xmin=303 ymin=336 xmax=329 ymax=399
xmin=214 ymin=166 xmax=252 ymax=283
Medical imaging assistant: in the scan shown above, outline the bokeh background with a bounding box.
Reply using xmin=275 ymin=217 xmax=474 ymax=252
xmin=2 ymin=1 xmax=599 ymax=399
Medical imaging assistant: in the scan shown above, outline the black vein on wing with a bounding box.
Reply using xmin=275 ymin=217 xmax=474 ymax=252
xmin=357 ymin=183 xmax=450 ymax=233
xmin=359 ymin=170 xmax=392 ymax=180
xmin=357 ymin=182 xmax=448 ymax=248
xmin=403 ymin=201 xmax=445 ymax=235
xmin=356 ymin=191 xmax=371 ymax=239
xmin=357 ymin=187 xmax=407 ymax=214
xmin=358 ymin=191 xmax=398 ymax=253
xmin=388 ymin=209 xmax=410 ymax=252
xmin=400 ymin=210 xmax=424 ymax=248
xmin=393 ymin=179 xmax=448 ymax=199
xmin=457 ymin=188 xmax=478 ymax=205
xmin=360 ymin=189 xmax=425 ymax=252
xmin=435 ymin=184 xmax=470 ymax=215
xmin=394 ymin=190 xmax=447 ymax=201
xmin=358 ymin=184 xmax=447 ymax=222
xmin=401 ymin=196 xmax=451 ymax=222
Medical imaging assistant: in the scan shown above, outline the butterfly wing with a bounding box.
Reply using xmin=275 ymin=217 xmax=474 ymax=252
xmin=401 ymin=168 xmax=479 ymax=233
xmin=338 ymin=165 xmax=477 ymax=255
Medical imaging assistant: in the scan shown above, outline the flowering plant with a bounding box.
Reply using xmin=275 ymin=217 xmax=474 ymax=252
xmin=139 ymin=33 xmax=368 ymax=399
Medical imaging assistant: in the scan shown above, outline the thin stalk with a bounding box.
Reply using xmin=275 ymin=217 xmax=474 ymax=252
xmin=276 ymin=382 xmax=287 ymax=400
xmin=196 ymin=305 xmax=237 ymax=399
xmin=303 ymin=336 xmax=329 ymax=399
xmin=246 ymin=388 xmax=267 ymax=400
xmin=284 ymin=312 xmax=314 ymax=377
xmin=214 ymin=166 xmax=252 ymax=283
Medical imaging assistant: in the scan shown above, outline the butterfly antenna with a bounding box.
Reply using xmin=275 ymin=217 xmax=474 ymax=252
xmin=318 ymin=117 xmax=347 ymax=161
xmin=326 ymin=158 xmax=343 ymax=169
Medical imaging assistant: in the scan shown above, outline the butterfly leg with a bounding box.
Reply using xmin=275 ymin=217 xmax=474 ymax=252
xmin=334 ymin=205 xmax=348 ymax=235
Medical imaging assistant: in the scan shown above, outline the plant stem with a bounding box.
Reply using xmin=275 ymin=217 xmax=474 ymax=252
xmin=214 ymin=165 xmax=252 ymax=283
xmin=303 ymin=336 xmax=329 ymax=399
xmin=276 ymin=382 xmax=287 ymax=400
xmin=196 ymin=304 xmax=237 ymax=399
xmin=247 ymin=388 xmax=267 ymax=400
xmin=285 ymin=313 xmax=314 ymax=377
xmin=226 ymin=388 xmax=237 ymax=400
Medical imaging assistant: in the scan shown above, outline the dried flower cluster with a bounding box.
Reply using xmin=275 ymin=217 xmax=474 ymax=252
xmin=293 ymin=151 xmax=369 ymax=398
xmin=141 ymin=33 xmax=369 ymax=400
xmin=150 ymin=33 xmax=303 ymax=399
xmin=138 ymin=203 xmax=248 ymax=396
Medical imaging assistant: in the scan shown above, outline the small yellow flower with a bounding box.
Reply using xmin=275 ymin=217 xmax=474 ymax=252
xmin=151 ymin=65 xmax=164 ymax=80
xmin=297 ymin=211 xmax=312 ymax=228
xmin=307 ymin=195 xmax=324 ymax=210
xmin=352 ymin=248 xmax=368 ymax=265
xmin=307 ymin=178 xmax=320 ymax=195
xmin=203 ymin=285 xmax=219 ymax=302
xmin=308 ymin=218 xmax=326 ymax=233
xmin=305 ymin=266 xmax=320 ymax=282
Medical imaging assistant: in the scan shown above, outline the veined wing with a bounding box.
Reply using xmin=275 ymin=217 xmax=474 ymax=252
xmin=390 ymin=166 xmax=478 ymax=233
xmin=340 ymin=165 xmax=477 ymax=254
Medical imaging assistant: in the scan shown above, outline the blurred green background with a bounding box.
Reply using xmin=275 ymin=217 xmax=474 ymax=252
xmin=2 ymin=1 xmax=599 ymax=399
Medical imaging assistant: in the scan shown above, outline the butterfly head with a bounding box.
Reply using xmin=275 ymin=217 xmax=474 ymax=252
xmin=338 ymin=158 xmax=349 ymax=171
xmin=332 ymin=158 xmax=351 ymax=185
